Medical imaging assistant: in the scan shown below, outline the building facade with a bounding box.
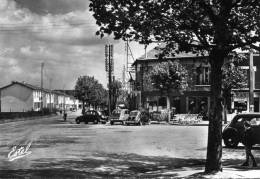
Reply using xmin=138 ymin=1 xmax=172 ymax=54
xmin=0 ymin=81 xmax=80 ymax=112
xmin=132 ymin=48 xmax=260 ymax=114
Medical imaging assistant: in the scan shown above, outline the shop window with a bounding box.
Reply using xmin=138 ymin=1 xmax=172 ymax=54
xmin=234 ymin=101 xmax=247 ymax=112
xmin=158 ymin=97 xmax=166 ymax=107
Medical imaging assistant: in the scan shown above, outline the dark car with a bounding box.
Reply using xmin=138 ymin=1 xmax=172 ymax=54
xmin=222 ymin=113 xmax=260 ymax=148
xmin=125 ymin=110 xmax=150 ymax=125
xmin=75 ymin=110 xmax=100 ymax=124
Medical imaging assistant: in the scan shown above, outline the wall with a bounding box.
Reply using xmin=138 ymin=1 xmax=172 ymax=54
xmin=1 ymin=84 xmax=33 ymax=112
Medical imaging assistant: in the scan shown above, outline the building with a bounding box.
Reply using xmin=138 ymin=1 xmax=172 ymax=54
xmin=0 ymin=81 xmax=81 ymax=112
xmin=231 ymin=54 xmax=260 ymax=112
xmin=132 ymin=47 xmax=260 ymax=114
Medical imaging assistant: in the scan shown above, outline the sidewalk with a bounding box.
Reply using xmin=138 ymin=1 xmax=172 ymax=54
xmin=176 ymin=167 xmax=260 ymax=178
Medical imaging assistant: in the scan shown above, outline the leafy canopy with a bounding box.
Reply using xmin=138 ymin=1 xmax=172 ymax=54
xmin=90 ymin=0 xmax=260 ymax=55
xmin=147 ymin=60 xmax=188 ymax=92
xmin=74 ymin=76 xmax=107 ymax=105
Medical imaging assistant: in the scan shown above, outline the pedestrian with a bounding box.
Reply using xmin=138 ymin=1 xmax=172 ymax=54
xmin=63 ymin=112 xmax=67 ymax=121
xmin=241 ymin=120 xmax=257 ymax=167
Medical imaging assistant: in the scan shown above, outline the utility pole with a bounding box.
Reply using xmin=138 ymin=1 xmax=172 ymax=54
xmin=249 ymin=52 xmax=255 ymax=112
xmin=63 ymin=84 xmax=66 ymax=113
xmin=105 ymin=44 xmax=114 ymax=115
xmin=49 ymin=78 xmax=53 ymax=113
xmin=41 ymin=62 xmax=44 ymax=115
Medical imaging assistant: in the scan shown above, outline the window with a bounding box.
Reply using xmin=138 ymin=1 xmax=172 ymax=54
xmin=196 ymin=66 xmax=210 ymax=85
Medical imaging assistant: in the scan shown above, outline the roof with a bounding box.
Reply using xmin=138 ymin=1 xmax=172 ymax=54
xmin=133 ymin=44 xmax=208 ymax=65
xmin=0 ymin=81 xmax=67 ymax=95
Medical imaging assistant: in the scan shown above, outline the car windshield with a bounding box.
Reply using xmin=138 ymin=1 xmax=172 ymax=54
xmin=112 ymin=110 xmax=121 ymax=116
xmin=130 ymin=111 xmax=138 ymax=116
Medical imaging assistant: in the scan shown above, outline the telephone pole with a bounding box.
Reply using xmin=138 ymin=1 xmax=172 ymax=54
xmin=41 ymin=62 xmax=44 ymax=115
xmin=105 ymin=44 xmax=114 ymax=115
xmin=49 ymin=78 xmax=53 ymax=113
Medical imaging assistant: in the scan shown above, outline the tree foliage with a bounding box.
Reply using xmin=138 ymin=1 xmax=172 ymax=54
xmin=89 ymin=0 xmax=260 ymax=173
xmin=147 ymin=60 xmax=188 ymax=92
xmin=75 ymin=76 xmax=107 ymax=110
xmin=90 ymin=0 xmax=260 ymax=53
xmin=222 ymin=54 xmax=248 ymax=95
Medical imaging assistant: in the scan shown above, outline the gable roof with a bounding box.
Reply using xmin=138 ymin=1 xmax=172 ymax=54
xmin=134 ymin=44 xmax=208 ymax=65
xmin=1 ymin=81 xmax=52 ymax=93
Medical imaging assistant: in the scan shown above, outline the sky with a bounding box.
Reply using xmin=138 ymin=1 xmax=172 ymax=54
xmin=0 ymin=0 xmax=155 ymax=90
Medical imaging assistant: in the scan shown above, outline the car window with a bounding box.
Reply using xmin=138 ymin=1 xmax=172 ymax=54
xmin=130 ymin=111 xmax=138 ymax=116
xmin=249 ymin=118 xmax=260 ymax=125
xmin=112 ymin=110 xmax=121 ymax=116
xmin=233 ymin=117 xmax=244 ymax=127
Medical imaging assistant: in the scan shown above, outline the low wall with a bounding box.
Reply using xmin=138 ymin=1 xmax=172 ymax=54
xmin=0 ymin=111 xmax=56 ymax=120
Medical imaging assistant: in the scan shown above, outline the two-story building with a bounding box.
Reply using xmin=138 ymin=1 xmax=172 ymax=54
xmin=0 ymin=81 xmax=81 ymax=112
xmin=132 ymin=47 xmax=260 ymax=114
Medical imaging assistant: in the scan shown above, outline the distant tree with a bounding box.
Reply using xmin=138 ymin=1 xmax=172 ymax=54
xmin=90 ymin=0 xmax=260 ymax=172
xmin=145 ymin=60 xmax=188 ymax=121
xmin=75 ymin=76 xmax=106 ymax=113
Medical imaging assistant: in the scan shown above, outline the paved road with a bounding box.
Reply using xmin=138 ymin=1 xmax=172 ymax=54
xmin=0 ymin=113 xmax=259 ymax=178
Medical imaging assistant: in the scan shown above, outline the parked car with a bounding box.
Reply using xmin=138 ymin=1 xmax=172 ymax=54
xmin=125 ymin=110 xmax=150 ymax=125
xmin=150 ymin=111 xmax=161 ymax=122
xmin=109 ymin=109 xmax=130 ymax=125
xmin=222 ymin=113 xmax=260 ymax=148
xmin=75 ymin=110 xmax=100 ymax=124
xmin=97 ymin=110 xmax=109 ymax=124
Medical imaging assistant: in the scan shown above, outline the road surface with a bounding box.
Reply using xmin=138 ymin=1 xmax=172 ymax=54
xmin=0 ymin=112 xmax=259 ymax=178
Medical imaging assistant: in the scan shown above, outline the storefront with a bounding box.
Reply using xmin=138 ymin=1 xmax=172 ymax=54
xmin=232 ymin=90 xmax=260 ymax=113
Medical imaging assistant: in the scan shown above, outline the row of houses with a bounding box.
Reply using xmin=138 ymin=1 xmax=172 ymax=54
xmin=0 ymin=81 xmax=81 ymax=112
xmin=130 ymin=46 xmax=260 ymax=114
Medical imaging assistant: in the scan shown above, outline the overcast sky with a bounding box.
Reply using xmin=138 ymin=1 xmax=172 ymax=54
xmin=0 ymin=0 xmax=155 ymax=90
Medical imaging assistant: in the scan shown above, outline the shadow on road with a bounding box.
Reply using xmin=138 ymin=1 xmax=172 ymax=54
xmin=1 ymin=152 xmax=260 ymax=178
xmin=0 ymin=152 xmax=205 ymax=178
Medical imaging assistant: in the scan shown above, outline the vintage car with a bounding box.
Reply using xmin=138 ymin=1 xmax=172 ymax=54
xmin=75 ymin=110 xmax=100 ymax=124
xmin=109 ymin=109 xmax=130 ymax=125
xmin=125 ymin=110 xmax=150 ymax=125
xmin=222 ymin=113 xmax=260 ymax=148
xmin=97 ymin=110 xmax=109 ymax=124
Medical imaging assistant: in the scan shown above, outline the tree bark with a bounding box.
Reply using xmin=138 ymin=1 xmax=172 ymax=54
xmin=82 ymin=100 xmax=85 ymax=114
xmin=166 ymin=95 xmax=171 ymax=122
xmin=205 ymin=50 xmax=225 ymax=173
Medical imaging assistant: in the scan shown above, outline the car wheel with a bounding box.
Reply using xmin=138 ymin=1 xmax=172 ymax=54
xmin=94 ymin=120 xmax=98 ymax=124
xmin=223 ymin=129 xmax=239 ymax=148
xmin=76 ymin=119 xmax=80 ymax=124
xmin=85 ymin=121 xmax=88 ymax=124
xmin=110 ymin=121 xmax=114 ymax=125
xmin=224 ymin=136 xmax=239 ymax=148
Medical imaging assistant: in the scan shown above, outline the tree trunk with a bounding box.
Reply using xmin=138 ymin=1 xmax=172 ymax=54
xmin=166 ymin=95 xmax=171 ymax=122
xmin=223 ymin=104 xmax=227 ymax=124
xmin=82 ymin=100 xmax=85 ymax=114
xmin=205 ymin=50 xmax=225 ymax=173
